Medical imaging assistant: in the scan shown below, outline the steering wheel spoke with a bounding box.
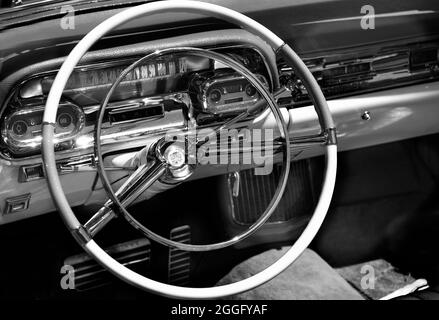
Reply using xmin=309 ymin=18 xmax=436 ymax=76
xmin=112 ymin=161 xmax=167 ymax=204
xmin=289 ymin=132 xmax=329 ymax=148
xmin=84 ymin=161 xmax=167 ymax=237
xmin=83 ymin=203 xmax=116 ymax=237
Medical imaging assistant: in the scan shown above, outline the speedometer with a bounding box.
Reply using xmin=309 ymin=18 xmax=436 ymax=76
xmin=1 ymin=54 xmax=212 ymax=157
xmin=38 ymin=55 xmax=212 ymax=106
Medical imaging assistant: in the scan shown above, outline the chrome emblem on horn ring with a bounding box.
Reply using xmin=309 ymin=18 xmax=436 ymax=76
xmin=163 ymin=144 xmax=186 ymax=168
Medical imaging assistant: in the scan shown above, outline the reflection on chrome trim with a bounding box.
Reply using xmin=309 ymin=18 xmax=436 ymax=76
xmin=1 ymin=101 xmax=85 ymax=156
xmin=0 ymin=45 xmax=272 ymax=160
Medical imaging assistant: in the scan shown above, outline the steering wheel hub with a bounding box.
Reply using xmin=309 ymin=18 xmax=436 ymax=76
xmin=163 ymin=144 xmax=186 ymax=169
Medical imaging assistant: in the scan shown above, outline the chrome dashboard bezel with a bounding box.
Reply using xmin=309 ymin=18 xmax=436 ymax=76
xmin=0 ymin=45 xmax=274 ymax=162
xmin=1 ymin=101 xmax=85 ymax=155
xmin=195 ymin=69 xmax=268 ymax=115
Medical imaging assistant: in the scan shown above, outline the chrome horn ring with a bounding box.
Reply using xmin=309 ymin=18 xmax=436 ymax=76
xmin=94 ymin=47 xmax=291 ymax=252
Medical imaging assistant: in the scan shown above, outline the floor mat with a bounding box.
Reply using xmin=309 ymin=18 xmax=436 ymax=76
xmin=336 ymin=259 xmax=419 ymax=299
xmin=217 ymin=248 xmax=363 ymax=300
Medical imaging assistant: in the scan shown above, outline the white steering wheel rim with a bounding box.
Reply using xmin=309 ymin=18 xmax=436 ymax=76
xmin=42 ymin=0 xmax=337 ymax=299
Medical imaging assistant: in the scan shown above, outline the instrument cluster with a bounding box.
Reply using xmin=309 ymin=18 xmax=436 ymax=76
xmin=0 ymin=48 xmax=270 ymax=158
xmin=2 ymin=101 xmax=84 ymax=155
xmin=190 ymin=69 xmax=268 ymax=124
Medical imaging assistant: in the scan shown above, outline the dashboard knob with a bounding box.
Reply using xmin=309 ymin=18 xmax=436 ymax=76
xmin=209 ymin=89 xmax=222 ymax=103
xmin=245 ymin=84 xmax=257 ymax=97
xmin=58 ymin=113 xmax=73 ymax=128
xmin=12 ymin=120 xmax=28 ymax=136
xmin=361 ymin=110 xmax=371 ymax=121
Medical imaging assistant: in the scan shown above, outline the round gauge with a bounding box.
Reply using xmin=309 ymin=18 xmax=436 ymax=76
xmin=1 ymin=102 xmax=84 ymax=157
xmin=57 ymin=112 xmax=73 ymax=128
xmin=209 ymin=89 xmax=222 ymax=103
xmin=245 ymin=84 xmax=257 ymax=97
xmin=12 ymin=120 xmax=28 ymax=136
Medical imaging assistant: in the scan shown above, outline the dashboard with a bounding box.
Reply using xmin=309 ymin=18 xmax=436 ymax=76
xmin=0 ymin=48 xmax=269 ymax=159
xmin=1 ymin=0 xmax=439 ymax=226
xmin=3 ymin=37 xmax=439 ymax=160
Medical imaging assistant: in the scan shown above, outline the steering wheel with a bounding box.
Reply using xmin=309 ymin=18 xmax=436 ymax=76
xmin=42 ymin=0 xmax=337 ymax=299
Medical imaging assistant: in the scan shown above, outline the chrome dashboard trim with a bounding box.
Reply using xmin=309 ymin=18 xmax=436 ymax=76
xmin=287 ymin=81 xmax=439 ymax=157
xmin=1 ymin=81 xmax=439 ymax=224
xmin=0 ymin=45 xmax=274 ymax=161
xmin=1 ymin=101 xmax=85 ymax=155
xmin=196 ymin=70 xmax=268 ymax=115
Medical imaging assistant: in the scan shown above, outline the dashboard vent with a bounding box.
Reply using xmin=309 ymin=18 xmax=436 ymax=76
xmin=64 ymin=238 xmax=150 ymax=291
xmin=319 ymin=62 xmax=374 ymax=87
xmin=168 ymin=226 xmax=191 ymax=286
xmin=279 ymin=41 xmax=439 ymax=107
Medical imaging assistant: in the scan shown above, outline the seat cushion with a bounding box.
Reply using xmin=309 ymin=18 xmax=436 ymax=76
xmin=217 ymin=248 xmax=364 ymax=300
